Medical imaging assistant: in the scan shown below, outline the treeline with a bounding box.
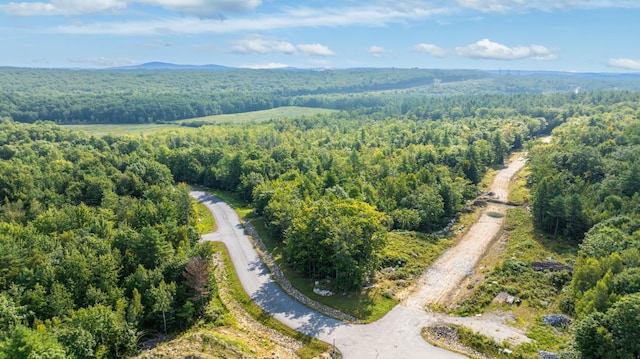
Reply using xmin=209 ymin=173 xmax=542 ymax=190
xmin=527 ymin=99 xmax=640 ymax=357
xmin=151 ymin=91 xmax=640 ymax=292
xmin=0 ymin=68 xmax=486 ymax=124
xmin=0 ymin=121 xmax=216 ymax=358
xmin=4 ymin=67 xmax=640 ymax=125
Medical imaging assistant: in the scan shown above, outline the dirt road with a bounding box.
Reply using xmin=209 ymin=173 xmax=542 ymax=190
xmin=190 ymin=153 xmax=530 ymax=358
xmin=401 ymin=158 xmax=526 ymax=310
xmin=192 ymin=191 xmax=466 ymax=358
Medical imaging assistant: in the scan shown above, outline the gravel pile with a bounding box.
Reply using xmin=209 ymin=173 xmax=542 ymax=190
xmin=429 ymin=326 xmax=459 ymax=341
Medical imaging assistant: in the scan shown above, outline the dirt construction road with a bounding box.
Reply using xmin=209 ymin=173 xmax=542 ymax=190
xmin=402 ymin=156 xmax=527 ymax=310
xmin=191 ymin=154 xmax=529 ymax=358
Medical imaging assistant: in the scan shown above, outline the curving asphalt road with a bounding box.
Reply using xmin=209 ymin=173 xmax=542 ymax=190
xmin=191 ymin=191 xmax=467 ymax=359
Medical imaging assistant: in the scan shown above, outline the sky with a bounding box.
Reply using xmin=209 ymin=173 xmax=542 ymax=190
xmin=1 ymin=0 xmax=640 ymax=72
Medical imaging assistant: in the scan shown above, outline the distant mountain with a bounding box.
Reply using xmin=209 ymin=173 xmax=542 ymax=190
xmin=113 ymin=62 xmax=231 ymax=70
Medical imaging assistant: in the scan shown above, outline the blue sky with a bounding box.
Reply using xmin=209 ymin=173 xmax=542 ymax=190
xmin=1 ymin=0 xmax=639 ymax=71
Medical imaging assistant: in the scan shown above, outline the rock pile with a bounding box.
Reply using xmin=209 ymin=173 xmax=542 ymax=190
xmin=542 ymin=314 xmax=572 ymax=328
xmin=532 ymin=262 xmax=572 ymax=273
xmin=538 ymin=350 xmax=559 ymax=359
xmin=429 ymin=326 xmax=459 ymax=342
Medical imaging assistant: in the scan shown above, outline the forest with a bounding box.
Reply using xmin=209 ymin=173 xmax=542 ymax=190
xmin=2 ymin=67 xmax=640 ymax=124
xmin=0 ymin=121 xmax=215 ymax=358
xmin=0 ymin=67 xmax=640 ymax=358
xmin=527 ymin=99 xmax=640 ymax=358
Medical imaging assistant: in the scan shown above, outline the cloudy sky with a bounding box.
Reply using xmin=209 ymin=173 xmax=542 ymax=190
xmin=1 ymin=0 xmax=639 ymax=71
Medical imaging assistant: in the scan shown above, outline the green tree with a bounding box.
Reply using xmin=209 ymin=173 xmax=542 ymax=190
xmin=174 ymin=182 xmax=193 ymax=227
xmin=284 ymin=199 xmax=387 ymax=290
xmin=492 ymin=131 xmax=507 ymax=165
xmin=0 ymin=293 xmax=25 ymax=334
xmin=0 ymin=325 xmax=67 ymax=359
xmin=575 ymin=294 xmax=640 ymax=359
xmin=126 ymin=288 xmax=144 ymax=326
xmin=150 ymin=280 xmax=176 ymax=333
xmin=574 ymin=312 xmax=615 ymax=359
xmin=605 ymin=293 xmax=640 ymax=358
xmin=62 ymin=304 xmax=136 ymax=359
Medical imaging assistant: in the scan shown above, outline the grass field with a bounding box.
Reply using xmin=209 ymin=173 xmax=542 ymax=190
xmin=63 ymin=106 xmax=338 ymax=136
xmin=176 ymin=106 xmax=338 ymax=125
xmin=63 ymin=123 xmax=189 ymax=137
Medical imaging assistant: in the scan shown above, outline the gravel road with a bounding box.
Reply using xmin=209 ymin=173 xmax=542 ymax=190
xmin=191 ymin=191 xmax=465 ymax=358
xmin=401 ymin=156 xmax=526 ymax=310
xmin=190 ymin=152 xmax=529 ymax=358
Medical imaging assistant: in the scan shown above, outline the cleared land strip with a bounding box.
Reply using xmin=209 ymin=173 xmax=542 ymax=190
xmin=401 ymin=156 xmax=527 ymax=310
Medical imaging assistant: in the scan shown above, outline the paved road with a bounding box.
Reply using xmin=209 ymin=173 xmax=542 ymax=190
xmin=191 ymin=191 xmax=466 ymax=359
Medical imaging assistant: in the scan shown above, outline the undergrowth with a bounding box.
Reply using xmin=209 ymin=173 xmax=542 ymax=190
xmin=452 ymin=177 xmax=577 ymax=356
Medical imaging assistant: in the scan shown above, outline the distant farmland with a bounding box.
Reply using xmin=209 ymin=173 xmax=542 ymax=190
xmin=64 ymin=106 xmax=337 ymax=136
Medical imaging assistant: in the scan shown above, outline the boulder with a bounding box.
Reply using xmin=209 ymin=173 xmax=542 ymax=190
xmin=542 ymin=314 xmax=572 ymax=328
xmin=532 ymin=262 xmax=572 ymax=273
xmin=538 ymin=350 xmax=559 ymax=359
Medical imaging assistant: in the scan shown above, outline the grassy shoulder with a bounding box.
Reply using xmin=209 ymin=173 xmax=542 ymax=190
xmin=194 ymin=201 xmax=217 ymax=234
xmin=212 ymin=242 xmax=331 ymax=358
xmin=133 ymin=241 xmax=330 ymax=358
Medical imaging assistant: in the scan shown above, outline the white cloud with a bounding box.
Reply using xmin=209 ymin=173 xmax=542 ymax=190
xmin=51 ymin=2 xmax=451 ymax=35
xmin=0 ymin=0 xmax=260 ymax=17
xmin=608 ymin=58 xmax=640 ymax=70
xmin=413 ymin=43 xmax=448 ymax=57
xmin=232 ymin=36 xmax=297 ymax=55
xmin=297 ymin=43 xmax=335 ymax=57
xmin=241 ymin=62 xmax=289 ymax=69
xmin=67 ymin=56 xmax=139 ymax=67
xmin=455 ymin=39 xmax=558 ymax=60
xmin=368 ymin=45 xmax=385 ymax=58
xmin=138 ymin=0 xmax=262 ymax=17
xmin=0 ymin=0 xmax=126 ymax=16
xmin=232 ymin=36 xmax=334 ymax=57
xmin=453 ymin=0 xmax=640 ymax=14
xmin=4 ymin=0 xmax=640 ymax=19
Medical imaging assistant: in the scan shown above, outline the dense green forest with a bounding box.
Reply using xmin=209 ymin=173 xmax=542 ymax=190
xmin=1 ymin=67 xmax=640 ymax=358
xmin=527 ymin=100 xmax=640 ymax=358
xmin=2 ymin=67 xmax=640 ymax=124
xmin=0 ymin=68 xmax=486 ymax=124
xmin=0 ymin=121 xmax=215 ymax=358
